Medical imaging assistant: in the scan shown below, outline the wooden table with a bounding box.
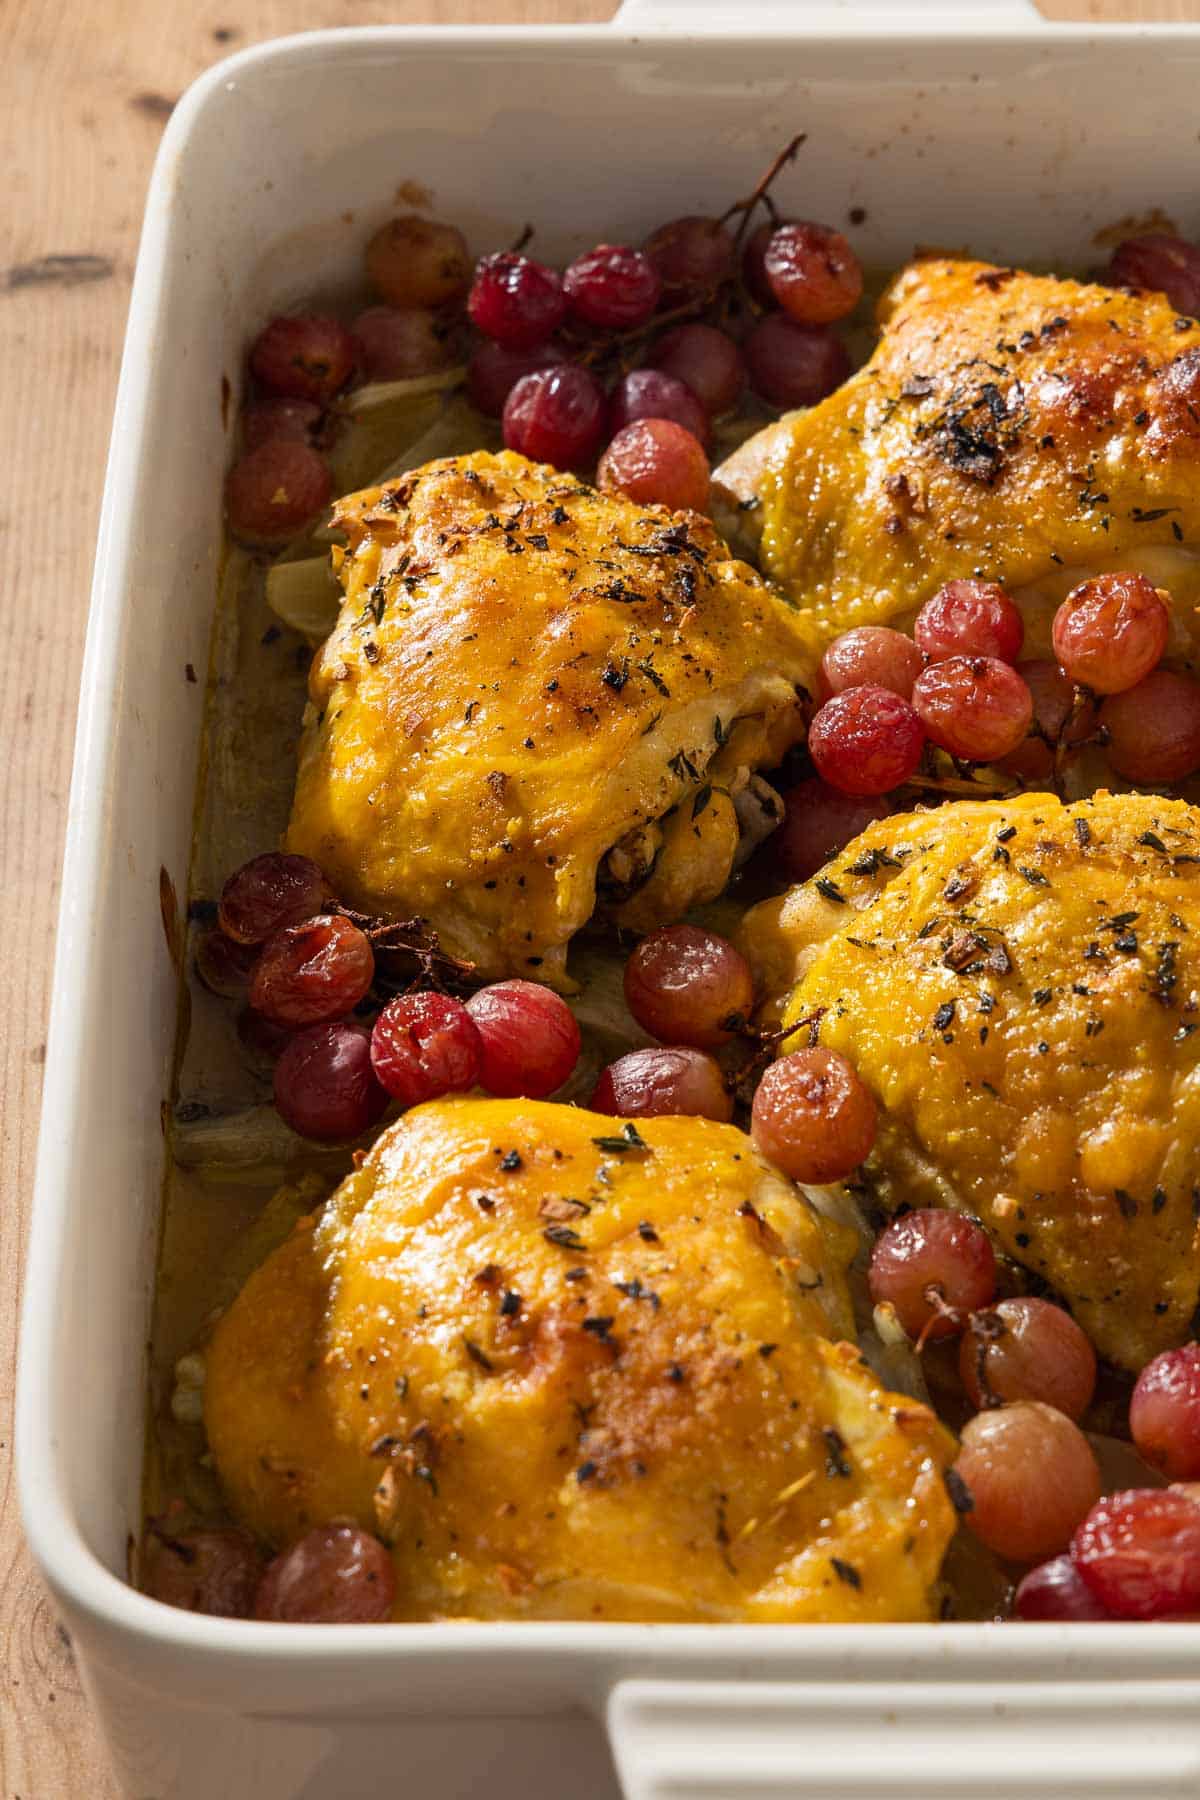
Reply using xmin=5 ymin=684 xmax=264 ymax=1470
xmin=1 ymin=0 xmax=1193 ymax=1791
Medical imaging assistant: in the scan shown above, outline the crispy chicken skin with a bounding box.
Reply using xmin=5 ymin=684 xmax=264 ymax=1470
xmin=740 ymin=791 xmax=1200 ymax=1372
xmin=721 ymin=260 xmax=1200 ymax=645
xmin=285 ymin=451 xmax=820 ymax=987
xmin=204 ymin=1099 xmax=955 ymax=1622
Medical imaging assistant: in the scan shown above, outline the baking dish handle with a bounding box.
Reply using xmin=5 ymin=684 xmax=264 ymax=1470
xmin=616 ymin=0 xmax=1041 ymax=25
xmin=606 ymin=1677 xmax=1200 ymax=1799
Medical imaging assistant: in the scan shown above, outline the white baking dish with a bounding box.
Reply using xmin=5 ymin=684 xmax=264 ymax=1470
xmin=18 ymin=3 xmax=1200 ymax=1795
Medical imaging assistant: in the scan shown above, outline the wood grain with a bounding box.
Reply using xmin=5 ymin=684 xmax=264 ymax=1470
xmin=0 ymin=0 xmax=1193 ymax=1793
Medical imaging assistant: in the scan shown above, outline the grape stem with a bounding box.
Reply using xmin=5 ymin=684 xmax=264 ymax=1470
xmin=328 ymin=904 xmax=476 ymax=990
xmin=719 ymin=133 xmax=808 ymax=247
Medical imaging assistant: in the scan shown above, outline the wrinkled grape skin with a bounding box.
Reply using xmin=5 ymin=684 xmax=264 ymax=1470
xmin=241 ymin=398 xmax=324 ymax=454
xmin=770 ymin=780 xmax=891 ymax=884
xmin=751 ymin=1046 xmax=877 ymax=1185
xmin=624 ymin=925 xmax=754 ymax=1050
xmin=642 ymin=215 xmax=735 ymax=300
xmin=608 ymin=368 xmax=710 ymax=447
xmin=144 ymin=1527 xmax=262 ymax=1618
xmin=1107 ymin=233 xmax=1200 ymax=319
xmin=370 ymin=992 xmax=482 ymax=1107
xmin=465 ymin=980 xmax=581 ymax=1099
xmin=364 ymin=215 xmax=471 ymax=311
xmin=821 ymin=627 xmax=923 ymax=700
xmin=249 ymin=315 xmax=357 ymax=404
xmin=741 ymin=219 xmax=779 ymax=307
xmin=226 ymin=442 xmax=332 ymax=545
xmin=1101 ymin=669 xmax=1200 ymax=784
xmin=195 ymin=928 xmax=257 ymax=998
xmin=249 ymin=915 xmax=375 ymax=1028
xmin=1130 ymin=1344 xmax=1200 ymax=1480
xmin=254 ymin=1524 xmax=396 ymax=1624
xmin=998 ymin=659 xmax=1093 ymax=782
xmin=1014 ymin=1554 xmax=1113 ymax=1621
xmin=912 ymin=656 xmax=1033 ymax=762
xmin=763 ymin=221 xmax=864 ymax=325
xmin=1051 ymin=572 xmax=1169 ymax=695
xmin=273 ymin=1021 xmax=388 ymax=1141
xmin=502 ymin=365 xmax=606 ymax=468
xmin=597 ymin=419 xmax=710 ymax=514
xmin=807 ymin=686 xmax=926 ymax=797
xmin=1072 ymin=1487 xmax=1200 ymax=1619
xmin=466 ymin=339 xmax=568 ymax=417
xmin=959 ymin=1297 xmax=1097 ymax=1421
xmin=219 ymin=853 xmax=333 ymax=945
xmin=351 ymin=306 xmax=457 ymax=380
xmin=590 ymin=1046 xmax=733 ymax=1123
xmin=868 ymin=1209 xmax=996 ymax=1343
xmin=649 ymin=323 xmax=745 ymax=417
xmin=955 ymin=1402 xmax=1101 ymax=1564
xmin=914 ymin=580 xmax=1025 ymax=666
xmin=744 ymin=314 xmax=850 ymax=408
xmin=563 ymin=244 xmax=661 ymax=330
xmin=469 ymin=252 xmax=566 ymax=349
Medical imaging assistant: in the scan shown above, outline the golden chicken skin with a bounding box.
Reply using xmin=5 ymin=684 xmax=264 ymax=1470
xmin=717 ymin=259 xmax=1200 ymax=652
xmin=740 ymin=790 xmax=1200 ymax=1373
xmin=285 ymin=451 xmax=821 ymax=987
xmin=204 ymin=1098 xmax=956 ymax=1623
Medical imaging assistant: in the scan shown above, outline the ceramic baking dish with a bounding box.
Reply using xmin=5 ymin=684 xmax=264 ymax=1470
xmin=18 ymin=2 xmax=1200 ymax=1795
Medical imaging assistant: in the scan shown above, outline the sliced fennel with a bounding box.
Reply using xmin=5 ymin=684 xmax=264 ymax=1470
xmin=340 ymin=366 xmax=467 ymax=414
xmin=265 ymin=554 xmax=340 ymax=643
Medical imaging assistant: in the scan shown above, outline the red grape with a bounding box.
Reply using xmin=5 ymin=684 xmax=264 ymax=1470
xmin=1014 ymin=1554 xmax=1113 ymax=1621
xmin=741 ymin=219 xmax=778 ymax=307
xmin=254 ymin=1524 xmax=396 ymax=1623
xmin=751 ymin=1046 xmax=877 ymax=1185
xmin=997 ymin=659 xmax=1093 ymax=782
xmin=956 ymin=1402 xmax=1101 ymax=1564
xmin=1131 ymin=1344 xmax=1200 ymax=1481
xmin=642 ymin=215 xmax=735 ymax=300
xmin=351 ymin=306 xmax=456 ymax=380
xmin=648 ymin=323 xmax=745 ymax=417
xmin=770 ymin=779 xmax=891 ymax=883
xmin=563 ymin=244 xmax=661 ymax=329
xmin=364 ymin=215 xmax=471 ymax=310
xmin=959 ymin=1297 xmax=1097 ymax=1421
xmin=249 ymin=314 xmax=356 ymax=404
xmin=912 ymin=656 xmax=1033 ymax=762
xmin=914 ymin=580 xmax=1025 ymax=665
xmin=624 ymin=925 xmax=753 ymax=1049
xmin=821 ymin=627 xmax=923 ymax=699
xmin=226 ymin=441 xmax=332 ymax=545
xmin=590 ymin=1046 xmax=733 ymax=1123
xmin=763 ymin=221 xmax=863 ymax=325
xmin=597 ymin=419 xmax=710 ymax=513
xmin=608 ymin=368 xmax=710 ymax=447
xmin=1101 ymin=669 xmax=1200 ymax=784
xmin=466 ymin=338 xmax=568 ymax=417
xmin=1072 ymin=1487 xmax=1200 ymax=1618
xmin=219 ymin=853 xmax=332 ymax=945
xmin=195 ymin=928 xmax=257 ymax=997
xmin=370 ymin=991 xmax=482 ymax=1106
xmin=868 ymin=1209 xmax=996 ymax=1342
xmin=469 ymin=252 xmax=566 ymax=349
xmin=241 ymin=398 xmax=324 ymax=453
xmin=466 ymin=980 xmax=581 ymax=1098
xmin=144 ymin=1526 xmax=262 ymax=1618
xmin=273 ymin=1021 xmax=388 ymax=1141
xmin=1107 ymin=233 xmax=1200 ymax=318
xmin=1052 ymin=572 xmax=1169 ymax=694
xmin=807 ymin=686 xmax=926 ymax=797
xmin=744 ymin=315 xmax=850 ymax=408
xmin=503 ymin=364 xmax=606 ymax=468
xmin=249 ymin=915 xmax=374 ymax=1028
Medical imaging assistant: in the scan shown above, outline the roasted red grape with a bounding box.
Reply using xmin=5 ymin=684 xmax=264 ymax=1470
xmin=351 ymin=306 xmax=456 ymax=380
xmin=254 ymin=1524 xmax=396 ymax=1623
xmin=466 ymin=980 xmax=581 ymax=1098
xmin=370 ymin=991 xmax=482 ymax=1107
xmin=563 ymin=244 xmax=661 ymax=329
xmin=590 ymin=1046 xmax=733 ymax=1123
xmin=955 ymin=1402 xmax=1101 ymax=1564
xmin=273 ymin=1021 xmax=388 ymax=1141
xmin=195 ymin=928 xmax=257 ymax=997
xmin=597 ymin=419 xmax=710 ymax=513
xmin=503 ymin=364 xmax=606 ymax=467
xmin=1014 ymin=1554 xmax=1113 ymax=1621
xmin=642 ymin=215 xmax=735 ymax=300
xmin=741 ymin=219 xmax=778 ymax=307
xmin=624 ymin=925 xmax=753 ymax=1049
xmin=914 ymin=580 xmax=1025 ymax=666
xmin=1130 ymin=1344 xmax=1200 ymax=1481
xmin=770 ymin=779 xmax=891 ymax=883
xmin=1072 ymin=1487 xmax=1200 ymax=1619
xmin=751 ymin=1046 xmax=877 ymax=1185
xmin=868 ymin=1209 xmax=996 ymax=1342
xmin=219 ymin=853 xmax=332 ymax=945
xmin=1100 ymin=669 xmax=1200 ymax=784
xmin=762 ymin=221 xmax=863 ymax=325
xmin=997 ymin=658 xmax=1093 ymax=782
xmin=912 ymin=656 xmax=1033 ymax=762
xmin=959 ymin=1297 xmax=1097 ymax=1421
xmin=1107 ymin=233 xmax=1200 ymax=318
xmin=364 ymin=215 xmax=471 ymax=310
xmin=249 ymin=314 xmax=356 ymax=404
xmin=241 ymin=397 xmax=324 ymax=453
xmin=821 ymin=627 xmax=923 ymax=700
xmin=1051 ymin=572 xmax=1169 ymax=694
xmin=807 ymin=686 xmax=925 ymax=797
xmin=466 ymin=338 xmax=568 ymax=417
xmin=249 ymin=915 xmax=374 ymax=1028
xmin=608 ymin=368 xmax=710 ymax=447
xmin=744 ymin=315 xmax=850 ymax=408
xmin=226 ymin=441 xmax=332 ymax=545
xmin=649 ymin=323 xmax=745 ymax=417
xmin=469 ymin=252 xmax=566 ymax=349
xmin=144 ymin=1526 xmax=262 ymax=1618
